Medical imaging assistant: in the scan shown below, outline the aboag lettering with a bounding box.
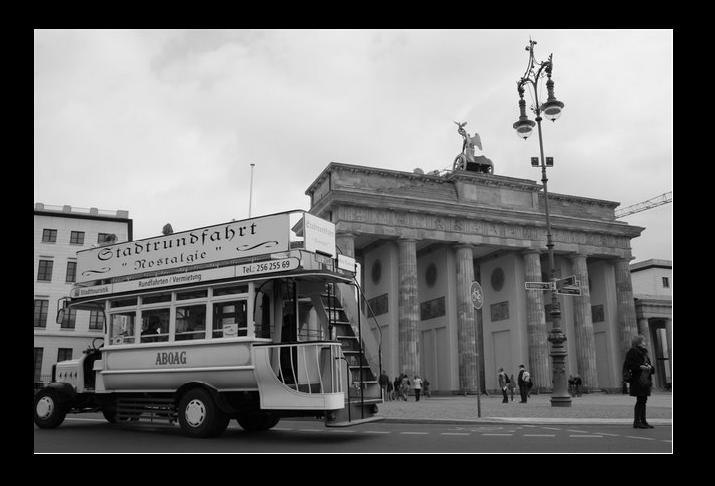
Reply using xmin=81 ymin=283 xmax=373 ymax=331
xmin=155 ymin=351 xmax=187 ymax=366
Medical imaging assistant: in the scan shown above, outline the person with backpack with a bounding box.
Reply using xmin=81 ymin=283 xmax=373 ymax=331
xmin=623 ymin=334 xmax=656 ymax=428
xmin=517 ymin=364 xmax=532 ymax=403
xmin=497 ymin=368 xmax=509 ymax=403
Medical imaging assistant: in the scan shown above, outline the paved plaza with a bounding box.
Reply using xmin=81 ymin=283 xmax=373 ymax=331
xmin=376 ymin=391 xmax=672 ymax=425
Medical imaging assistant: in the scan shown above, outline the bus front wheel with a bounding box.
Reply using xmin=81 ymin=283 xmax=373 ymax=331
xmin=177 ymin=388 xmax=229 ymax=438
xmin=34 ymin=389 xmax=67 ymax=429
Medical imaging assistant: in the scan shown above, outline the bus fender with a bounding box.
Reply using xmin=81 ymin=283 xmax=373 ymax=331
xmin=46 ymin=382 xmax=76 ymax=405
xmin=174 ymin=382 xmax=235 ymax=415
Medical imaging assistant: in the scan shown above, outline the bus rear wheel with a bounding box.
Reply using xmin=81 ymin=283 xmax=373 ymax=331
xmin=34 ymin=389 xmax=67 ymax=429
xmin=177 ymin=388 xmax=229 ymax=438
xmin=237 ymin=412 xmax=280 ymax=432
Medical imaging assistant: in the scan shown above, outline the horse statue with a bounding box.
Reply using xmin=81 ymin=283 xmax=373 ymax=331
xmin=453 ymin=121 xmax=494 ymax=174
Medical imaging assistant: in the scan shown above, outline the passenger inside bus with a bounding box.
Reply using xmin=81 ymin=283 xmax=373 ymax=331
xmin=141 ymin=308 xmax=170 ymax=343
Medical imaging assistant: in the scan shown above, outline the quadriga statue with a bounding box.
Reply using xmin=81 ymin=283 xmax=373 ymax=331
xmin=453 ymin=121 xmax=494 ymax=174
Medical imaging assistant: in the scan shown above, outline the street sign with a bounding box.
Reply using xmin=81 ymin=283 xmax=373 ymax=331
xmin=555 ymin=275 xmax=577 ymax=288
xmin=470 ymin=281 xmax=484 ymax=310
xmin=525 ymin=281 xmax=554 ymax=291
xmin=531 ymin=157 xmax=539 ymax=167
xmin=546 ymin=156 xmax=554 ymax=167
xmin=556 ymin=286 xmax=582 ymax=296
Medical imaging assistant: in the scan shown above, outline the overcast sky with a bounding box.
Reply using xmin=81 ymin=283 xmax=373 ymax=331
xmin=34 ymin=29 xmax=672 ymax=262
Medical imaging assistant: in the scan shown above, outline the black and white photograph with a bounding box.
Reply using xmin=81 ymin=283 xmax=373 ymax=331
xmin=34 ymin=29 xmax=673 ymax=453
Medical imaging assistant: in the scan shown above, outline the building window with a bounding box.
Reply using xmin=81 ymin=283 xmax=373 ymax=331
xmin=61 ymin=308 xmax=77 ymax=329
xmin=34 ymin=299 xmax=49 ymax=328
xmin=57 ymin=348 xmax=73 ymax=362
xmin=89 ymin=309 xmax=104 ymax=330
xmin=662 ymin=277 xmax=670 ymax=288
xmin=34 ymin=348 xmax=44 ymax=383
xmin=65 ymin=261 xmax=77 ymax=283
xmin=69 ymin=231 xmax=85 ymax=245
xmin=97 ymin=233 xmax=110 ymax=244
xmin=42 ymin=229 xmax=57 ymax=243
xmin=37 ymin=260 xmax=53 ymax=281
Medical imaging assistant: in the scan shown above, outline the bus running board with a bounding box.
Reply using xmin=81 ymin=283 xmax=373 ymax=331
xmin=325 ymin=416 xmax=384 ymax=428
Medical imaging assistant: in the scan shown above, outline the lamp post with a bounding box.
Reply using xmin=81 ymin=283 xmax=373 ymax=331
xmin=513 ymin=39 xmax=571 ymax=407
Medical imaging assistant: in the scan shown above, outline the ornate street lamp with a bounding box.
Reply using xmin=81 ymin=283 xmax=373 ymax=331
xmin=513 ymin=39 xmax=571 ymax=407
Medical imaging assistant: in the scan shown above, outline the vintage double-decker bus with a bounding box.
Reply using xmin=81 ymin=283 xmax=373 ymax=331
xmin=33 ymin=210 xmax=382 ymax=437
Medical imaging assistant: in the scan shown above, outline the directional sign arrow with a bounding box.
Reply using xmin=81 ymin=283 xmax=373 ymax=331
xmin=555 ymin=275 xmax=577 ymax=288
xmin=525 ymin=281 xmax=554 ymax=291
xmin=556 ymin=287 xmax=582 ymax=296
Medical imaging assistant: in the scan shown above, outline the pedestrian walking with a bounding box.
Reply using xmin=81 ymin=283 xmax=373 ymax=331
xmin=508 ymin=373 xmax=516 ymax=402
xmin=573 ymin=374 xmax=583 ymax=397
xmin=568 ymin=374 xmax=575 ymax=396
xmin=386 ymin=378 xmax=394 ymax=401
xmin=497 ymin=368 xmax=509 ymax=403
xmin=400 ymin=374 xmax=411 ymax=401
xmin=517 ymin=364 xmax=532 ymax=403
xmin=423 ymin=378 xmax=431 ymax=398
xmin=623 ymin=334 xmax=656 ymax=429
xmin=378 ymin=370 xmax=390 ymax=401
xmin=393 ymin=375 xmax=402 ymax=401
xmin=413 ymin=375 xmax=423 ymax=401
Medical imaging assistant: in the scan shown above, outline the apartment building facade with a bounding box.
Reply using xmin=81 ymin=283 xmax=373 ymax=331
xmin=34 ymin=203 xmax=132 ymax=383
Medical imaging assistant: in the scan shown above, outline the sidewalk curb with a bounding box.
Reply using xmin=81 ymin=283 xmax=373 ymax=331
xmin=379 ymin=417 xmax=672 ymax=426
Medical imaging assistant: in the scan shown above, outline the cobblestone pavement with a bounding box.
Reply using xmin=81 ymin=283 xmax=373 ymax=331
xmin=376 ymin=391 xmax=672 ymax=424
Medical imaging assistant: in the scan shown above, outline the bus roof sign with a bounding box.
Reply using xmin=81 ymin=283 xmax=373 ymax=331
xmin=76 ymin=212 xmax=294 ymax=284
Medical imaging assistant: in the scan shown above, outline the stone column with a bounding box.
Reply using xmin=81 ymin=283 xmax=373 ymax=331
xmin=336 ymin=232 xmax=355 ymax=258
xmin=665 ymin=318 xmax=672 ymax=380
xmin=456 ymin=245 xmax=478 ymax=394
xmin=570 ymin=254 xmax=598 ymax=390
xmin=523 ymin=250 xmax=551 ymax=391
xmin=615 ymin=258 xmax=639 ymax=363
xmin=398 ymin=238 xmax=419 ymax=378
xmin=637 ymin=317 xmax=653 ymax=353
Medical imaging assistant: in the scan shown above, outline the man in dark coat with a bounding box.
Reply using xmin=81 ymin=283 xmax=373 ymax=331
xmin=623 ymin=334 xmax=656 ymax=428
xmin=378 ymin=370 xmax=390 ymax=401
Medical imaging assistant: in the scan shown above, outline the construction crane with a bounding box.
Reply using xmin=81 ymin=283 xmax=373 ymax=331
xmin=615 ymin=191 xmax=672 ymax=218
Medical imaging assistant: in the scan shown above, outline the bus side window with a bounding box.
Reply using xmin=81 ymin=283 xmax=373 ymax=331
xmin=110 ymin=312 xmax=135 ymax=345
xmin=254 ymin=292 xmax=271 ymax=339
xmin=141 ymin=308 xmax=170 ymax=343
xmin=212 ymin=301 xmax=247 ymax=338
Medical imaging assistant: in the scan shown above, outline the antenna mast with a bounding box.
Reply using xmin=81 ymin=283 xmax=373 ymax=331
xmin=248 ymin=163 xmax=255 ymax=218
